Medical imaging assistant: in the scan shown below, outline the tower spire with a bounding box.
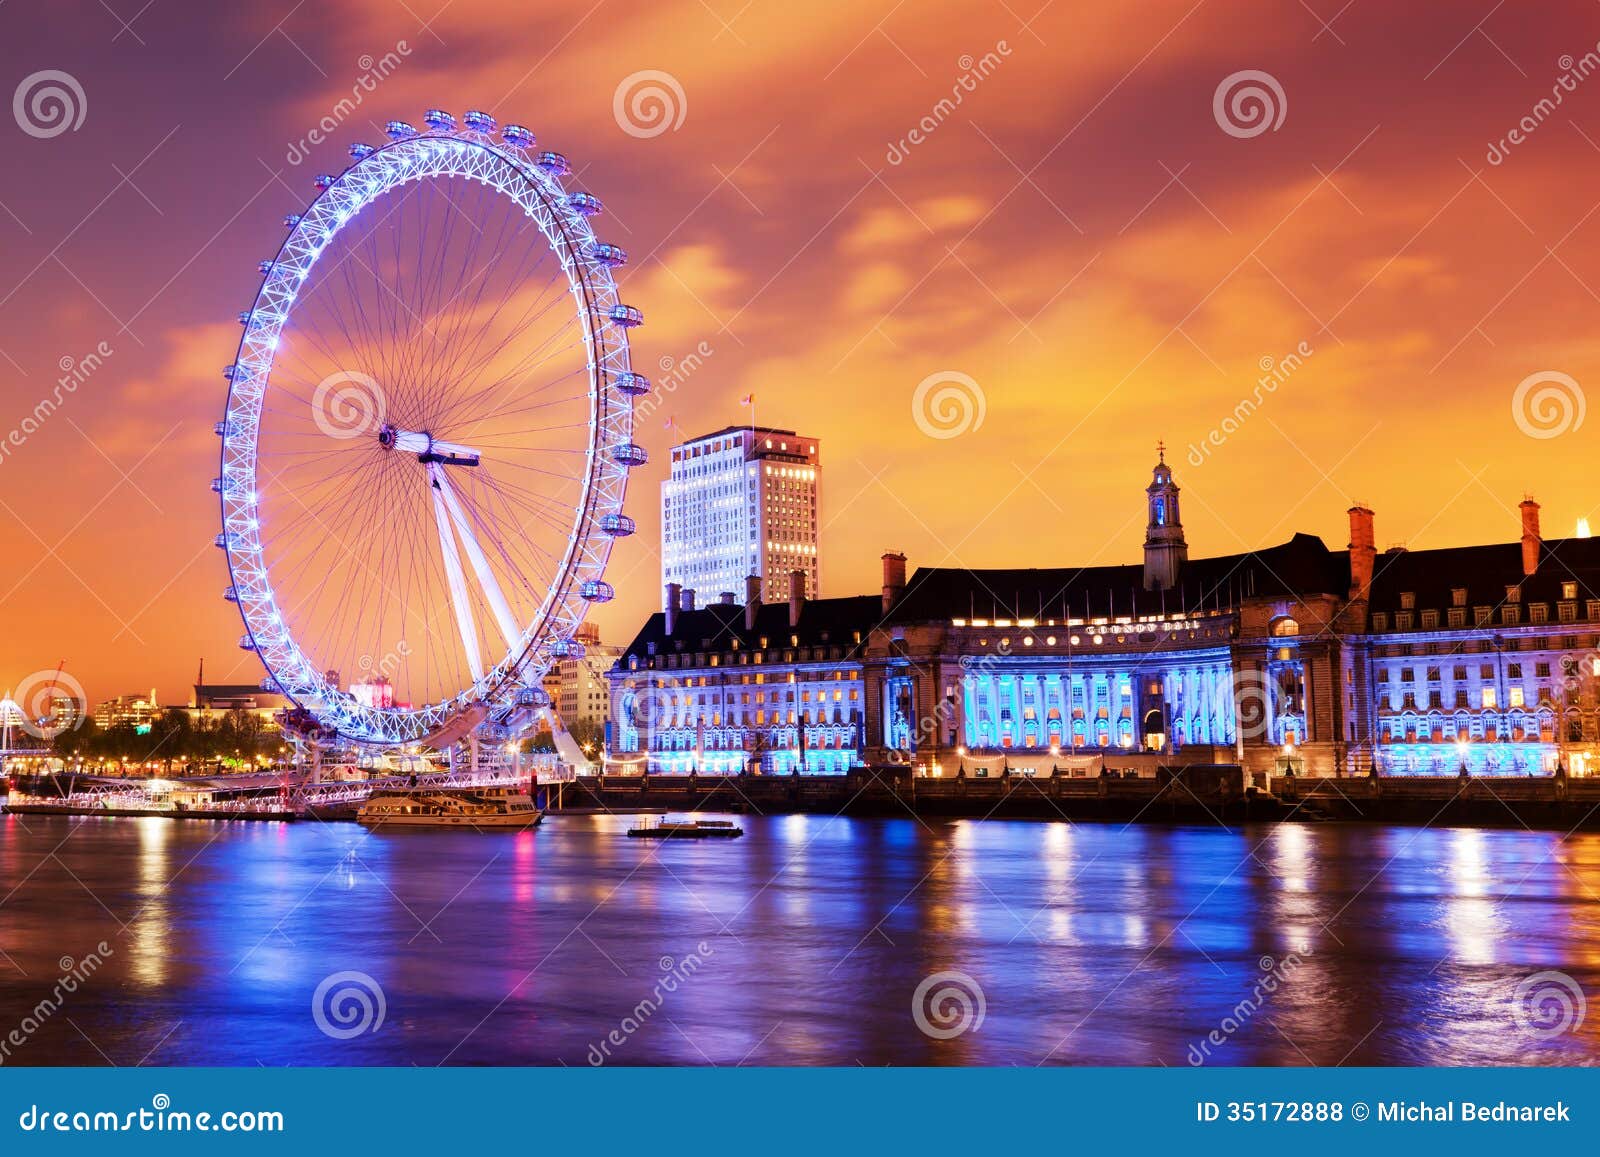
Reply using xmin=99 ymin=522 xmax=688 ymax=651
xmin=1143 ymin=453 xmax=1188 ymax=591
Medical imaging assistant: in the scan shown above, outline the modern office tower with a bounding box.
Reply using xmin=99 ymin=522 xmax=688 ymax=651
xmin=661 ymin=425 xmax=820 ymax=607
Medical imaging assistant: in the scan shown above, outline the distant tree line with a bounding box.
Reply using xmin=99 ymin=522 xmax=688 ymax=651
xmin=51 ymin=708 xmax=284 ymax=773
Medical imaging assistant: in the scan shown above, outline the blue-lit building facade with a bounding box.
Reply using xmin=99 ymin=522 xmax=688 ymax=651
xmin=608 ymin=456 xmax=1600 ymax=779
xmin=608 ymin=574 xmax=873 ymax=775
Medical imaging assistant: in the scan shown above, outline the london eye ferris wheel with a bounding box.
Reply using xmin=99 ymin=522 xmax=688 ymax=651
xmin=216 ymin=109 xmax=648 ymax=749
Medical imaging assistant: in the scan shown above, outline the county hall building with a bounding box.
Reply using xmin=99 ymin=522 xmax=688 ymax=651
xmin=607 ymin=451 xmax=1600 ymax=780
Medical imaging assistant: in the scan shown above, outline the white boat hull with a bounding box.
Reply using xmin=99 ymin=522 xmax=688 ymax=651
xmin=358 ymin=811 xmax=542 ymax=829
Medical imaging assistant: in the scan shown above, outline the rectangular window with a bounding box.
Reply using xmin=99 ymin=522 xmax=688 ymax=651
xmin=1483 ymin=687 xmax=1497 ymax=708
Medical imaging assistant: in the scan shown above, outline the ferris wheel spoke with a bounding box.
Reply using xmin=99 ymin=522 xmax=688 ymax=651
xmin=445 ymin=349 xmax=590 ymax=439
xmin=416 ymin=184 xmax=518 ymax=407
xmin=428 ymin=255 xmax=576 ymax=412
xmin=426 ymin=268 xmax=574 ymax=433
xmin=441 ymin=289 xmax=582 ymax=417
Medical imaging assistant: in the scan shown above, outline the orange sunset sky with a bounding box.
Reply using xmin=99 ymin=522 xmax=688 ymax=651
xmin=1 ymin=0 xmax=1599 ymax=706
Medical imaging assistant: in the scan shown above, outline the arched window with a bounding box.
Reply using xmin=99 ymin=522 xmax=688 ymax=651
xmin=1269 ymin=616 xmax=1300 ymax=637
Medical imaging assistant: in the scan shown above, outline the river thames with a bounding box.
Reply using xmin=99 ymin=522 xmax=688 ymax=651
xmin=1 ymin=812 xmax=1597 ymax=1066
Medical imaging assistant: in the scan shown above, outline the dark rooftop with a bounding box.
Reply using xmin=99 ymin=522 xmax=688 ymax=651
xmin=616 ymin=595 xmax=883 ymax=662
xmin=1366 ymin=536 xmax=1600 ymax=612
xmin=889 ymin=533 xmax=1350 ymax=622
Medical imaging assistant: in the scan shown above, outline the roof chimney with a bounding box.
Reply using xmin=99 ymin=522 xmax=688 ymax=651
xmin=744 ymin=574 xmax=761 ymax=631
xmin=1521 ymin=496 xmax=1541 ymax=576
xmin=882 ymin=551 xmax=907 ymax=615
xmin=788 ymin=569 xmax=806 ymax=628
xmin=665 ymin=582 xmax=681 ymax=635
xmin=1347 ymin=505 xmax=1375 ymax=601
xmin=719 ymin=591 xmax=736 ymax=605
xmin=681 ymin=587 xmax=696 ymax=612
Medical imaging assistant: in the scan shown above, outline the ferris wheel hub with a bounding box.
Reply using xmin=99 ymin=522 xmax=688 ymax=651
xmin=379 ymin=424 xmax=481 ymax=467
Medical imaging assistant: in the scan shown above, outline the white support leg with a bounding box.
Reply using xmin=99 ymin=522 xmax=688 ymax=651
xmin=430 ymin=466 xmax=484 ymax=682
xmin=432 ymin=467 xmax=522 ymax=651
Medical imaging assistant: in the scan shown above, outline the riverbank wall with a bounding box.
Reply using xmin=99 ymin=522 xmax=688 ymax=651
xmin=554 ymin=768 xmax=1600 ymax=829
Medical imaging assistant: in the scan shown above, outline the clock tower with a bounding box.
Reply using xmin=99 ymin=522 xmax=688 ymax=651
xmin=1143 ymin=442 xmax=1188 ymax=591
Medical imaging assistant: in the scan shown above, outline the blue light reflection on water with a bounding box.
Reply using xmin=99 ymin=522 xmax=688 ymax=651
xmin=1 ymin=812 xmax=1598 ymax=1066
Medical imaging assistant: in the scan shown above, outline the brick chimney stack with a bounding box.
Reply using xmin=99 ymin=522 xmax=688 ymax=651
xmin=1347 ymin=505 xmax=1375 ymax=601
xmin=882 ymin=551 xmax=907 ymax=614
xmin=681 ymin=588 xmax=696 ymax=612
xmin=788 ymin=569 xmax=806 ymax=628
xmin=744 ymin=574 xmax=762 ymax=631
xmin=1521 ymin=496 xmax=1541 ymax=576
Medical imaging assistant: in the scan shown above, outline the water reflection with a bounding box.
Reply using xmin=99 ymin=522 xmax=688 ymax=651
xmin=0 ymin=815 xmax=1598 ymax=1066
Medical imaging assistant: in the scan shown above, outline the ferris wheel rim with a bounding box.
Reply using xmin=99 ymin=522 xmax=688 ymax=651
xmin=217 ymin=117 xmax=640 ymax=747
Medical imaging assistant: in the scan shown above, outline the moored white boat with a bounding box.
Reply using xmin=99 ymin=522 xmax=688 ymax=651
xmin=357 ymin=785 xmax=543 ymax=829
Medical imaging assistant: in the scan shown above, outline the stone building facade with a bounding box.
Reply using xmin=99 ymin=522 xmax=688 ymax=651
xmin=608 ymin=454 xmax=1600 ymax=779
